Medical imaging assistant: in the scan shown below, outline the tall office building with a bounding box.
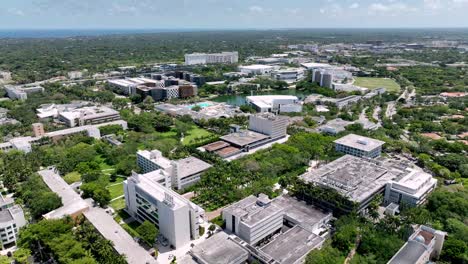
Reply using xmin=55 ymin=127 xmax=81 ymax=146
xmin=0 ymin=195 xmax=26 ymax=249
xmin=124 ymin=172 xmax=205 ymax=248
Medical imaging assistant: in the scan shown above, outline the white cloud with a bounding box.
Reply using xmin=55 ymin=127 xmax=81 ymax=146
xmin=8 ymin=8 xmax=25 ymax=16
xmin=368 ymin=2 xmax=416 ymax=15
xmin=249 ymin=5 xmax=264 ymax=13
xmin=349 ymin=3 xmax=359 ymax=9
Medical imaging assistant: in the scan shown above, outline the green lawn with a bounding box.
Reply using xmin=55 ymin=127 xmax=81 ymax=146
xmin=183 ymin=126 xmax=214 ymax=145
xmin=110 ymin=197 xmax=126 ymax=211
xmin=63 ymin=172 xmax=81 ymax=184
xmin=106 ymin=181 xmax=124 ymax=199
xmin=354 ymin=77 xmax=401 ymax=92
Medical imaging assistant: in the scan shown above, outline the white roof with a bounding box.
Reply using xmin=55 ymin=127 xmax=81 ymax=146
xmin=301 ymin=62 xmax=334 ymax=69
xmin=239 ymin=64 xmax=275 ymax=70
xmin=334 ymin=134 xmax=385 ymax=152
xmin=246 ymin=95 xmax=299 ymax=108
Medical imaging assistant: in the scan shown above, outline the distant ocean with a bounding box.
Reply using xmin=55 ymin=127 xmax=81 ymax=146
xmin=0 ymin=29 xmax=200 ymax=38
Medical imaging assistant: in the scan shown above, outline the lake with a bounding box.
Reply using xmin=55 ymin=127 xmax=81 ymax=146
xmin=211 ymin=89 xmax=312 ymax=106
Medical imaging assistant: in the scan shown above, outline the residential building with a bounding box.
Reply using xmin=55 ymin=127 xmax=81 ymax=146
xmin=124 ymin=172 xmax=205 ymax=248
xmin=58 ymin=106 xmax=121 ymax=127
xmin=222 ymin=194 xmax=331 ymax=263
xmin=136 ymin=149 xmax=212 ymax=190
xmin=4 ymin=84 xmax=44 ymax=100
xmin=246 ymin=95 xmax=302 ymax=113
xmin=239 ymin=65 xmax=276 ymax=75
xmin=185 ymin=52 xmax=239 ymax=65
xmin=334 ymin=134 xmax=385 ymax=158
xmin=384 ymin=169 xmax=437 ymax=207
xmin=388 ymin=225 xmax=446 ymax=264
xmin=0 ymin=195 xmax=26 ymax=249
xmin=249 ymin=113 xmax=288 ymax=139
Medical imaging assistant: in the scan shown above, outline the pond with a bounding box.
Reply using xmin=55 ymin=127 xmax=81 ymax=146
xmin=211 ymin=89 xmax=312 ymax=106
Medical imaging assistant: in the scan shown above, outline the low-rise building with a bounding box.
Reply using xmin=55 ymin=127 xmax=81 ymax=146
xmin=317 ymin=118 xmax=354 ymax=135
xmin=0 ymin=195 xmax=26 ymax=249
xmin=185 ymin=52 xmax=239 ymax=65
xmin=334 ymin=134 xmax=385 ymax=158
xmin=271 ymin=68 xmax=305 ymax=83
xmin=136 ymin=149 xmax=212 ymax=190
xmin=246 ymin=95 xmax=302 ymax=113
xmin=384 ymin=169 xmax=437 ymax=207
xmin=58 ymin=106 xmax=121 ymax=127
xmin=124 ymin=172 xmax=205 ymax=248
xmin=299 ymin=155 xmax=397 ymax=213
xmin=222 ymin=194 xmax=331 ymax=263
xmin=188 ymin=232 xmax=249 ymax=264
xmin=388 ymin=225 xmax=446 ymax=264
xmin=239 ymin=65 xmax=276 ymax=75
xmin=4 ymin=84 xmax=44 ymax=100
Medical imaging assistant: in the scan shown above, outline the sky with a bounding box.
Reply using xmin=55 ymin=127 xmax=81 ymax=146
xmin=1 ymin=0 xmax=468 ymax=29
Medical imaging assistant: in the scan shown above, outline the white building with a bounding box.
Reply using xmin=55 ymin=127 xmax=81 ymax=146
xmin=271 ymin=68 xmax=305 ymax=83
xmin=246 ymin=95 xmax=302 ymax=113
xmin=0 ymin=195 xmax=26 ymax=249
xmin=0 ymin=71 xmax=12 ymax=82
xmin=185 ymin=52 xmax=239 ymax=65
xmin=58 ymin=106 xmax=121 ymax=127
xmin=334 ymin=134 xmax=385 ymax=158
xmin=384 ymin=169 xmax=437 ymax=207
xmin=124 ymin=172 xmax=205 ymax=248
xmin=223 ymin=194 xmax=331 ymax=245
xmin=239 ymin=65 xmax=276 ymax=75
xmin=108 ymin=77 xmax=164 ymax=95
xmin=136 ymin=150 xmax=212 ymax=190
xmin=4 ymin=84 xmax=44 ymax=100
xmin=388 ymin=225 xmax=446 ymax=264
xmin=249 ymin=113 xmax=288 ymax=139
xmin=68 ymin=71 xmax=84 ymax=80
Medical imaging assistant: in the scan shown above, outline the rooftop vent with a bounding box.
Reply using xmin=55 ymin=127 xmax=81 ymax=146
xmin=357 ymin=139 xmax=368 ymax=145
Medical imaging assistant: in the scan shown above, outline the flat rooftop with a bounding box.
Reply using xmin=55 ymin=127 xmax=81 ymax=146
xmin=84 ymin=204 xmax=157 ymax=264
xmin=334 ymin=134 xmax=385 ymax=152
xmin=38 ymin=168 xmax=89 ymax=219
xmin=260 ymin=226 xmax=324 ymax=264
xmin=300 ymin=155 xmax=397 ymax=203
xmin=272 ymin=195 xmax=331 ymax=232
xmin=215 ymin=146 xmax=241 ymax=157
xmin=220 ymin=130 xmax=269 ymax=147
xmin=190 ymin=232 xmax=249 ymax=264
xmin=203 ymin=141 xmax=230 ymax=152
xmin=174 ymin=156 xmax=212 ymax=178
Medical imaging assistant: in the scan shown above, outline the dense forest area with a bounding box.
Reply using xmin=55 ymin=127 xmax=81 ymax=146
xmin=2 ymin=29 xmax=468 ymax=83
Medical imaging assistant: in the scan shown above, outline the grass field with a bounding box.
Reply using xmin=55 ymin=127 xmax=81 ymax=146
xmin=110 ymin=197 xmax=126 ymax=211
xmin=354 ymin=77 xmax=401 ymax=92
xmin=183 ymin=126 xmax=214 ymax=145
xmin=63 ymin=172 xmax=81 ymax=184
xmin=106 ymin=178 xmax=125 ymax=199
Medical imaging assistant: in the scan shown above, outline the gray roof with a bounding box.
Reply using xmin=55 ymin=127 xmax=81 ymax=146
xmin=220 ymin=130 xmax=269 ymax=147
xmin=334 ymin=134 xmax=385 ymax=152
xmin=0 ymin=210 xmax=13 ymax=222
xmin=260 ymin=226 xmax=324 ymax=264
xmin=175 ymin=156 xmax=212 ymax=178
xmin=388 ymin=240 xmax=427 ymax=264
xmin=190 ymin=232 xmax=249 ymax=264
xmin=300 ymin=155 xmax=397 ymax=203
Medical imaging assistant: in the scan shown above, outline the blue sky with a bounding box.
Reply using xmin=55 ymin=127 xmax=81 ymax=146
xmin=1 ymin=0 xmax=468 ymax=29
